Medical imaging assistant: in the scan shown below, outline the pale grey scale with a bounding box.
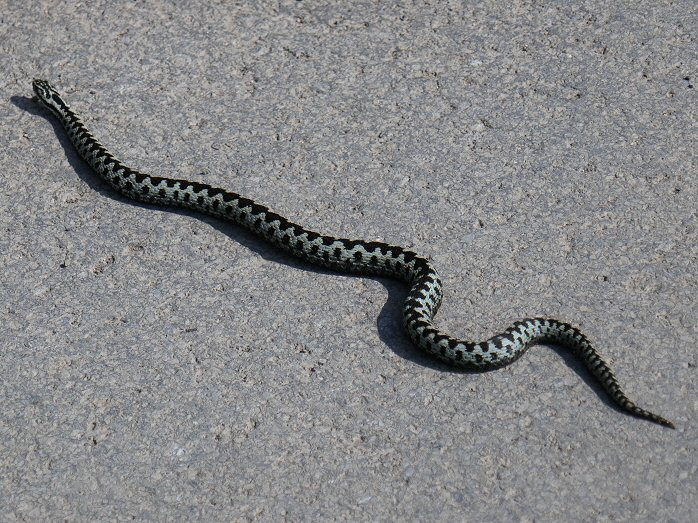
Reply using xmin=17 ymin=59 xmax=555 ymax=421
xmin=31 ymin=79 xmax=674 ymax=429
xmin=226 ymin=202 xmax=249 ymax=223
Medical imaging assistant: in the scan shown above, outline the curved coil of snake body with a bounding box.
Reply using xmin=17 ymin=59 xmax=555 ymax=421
xmin=31 ymin=79 xmax=673 ymax=428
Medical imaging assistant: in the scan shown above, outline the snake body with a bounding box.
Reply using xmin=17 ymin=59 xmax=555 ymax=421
xmin=31 ymin=79 xmax=673 ymax=428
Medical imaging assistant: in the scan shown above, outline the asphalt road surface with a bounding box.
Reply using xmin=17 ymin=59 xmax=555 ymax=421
xmin=1 ymin=2 xmax=695 ymax=521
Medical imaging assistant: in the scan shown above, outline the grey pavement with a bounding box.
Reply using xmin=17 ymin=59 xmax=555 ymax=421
xmin=1 ymin=1 xmax=696 ymax=521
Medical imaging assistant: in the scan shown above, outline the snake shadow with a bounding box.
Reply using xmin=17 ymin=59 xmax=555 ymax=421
xmin=14 ymin=94 xmax=627 ymax=418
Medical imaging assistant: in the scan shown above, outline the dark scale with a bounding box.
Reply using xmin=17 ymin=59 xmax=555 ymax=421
xmin=31 ymin=79 xmax=674 ymax=429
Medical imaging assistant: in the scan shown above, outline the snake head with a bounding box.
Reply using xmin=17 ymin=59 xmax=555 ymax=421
xmin=32 ymin=79 xmax=67 ymax=115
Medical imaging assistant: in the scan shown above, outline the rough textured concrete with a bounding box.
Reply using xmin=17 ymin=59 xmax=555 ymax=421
xmin=1 ymin=1 xmax=696 ymax=521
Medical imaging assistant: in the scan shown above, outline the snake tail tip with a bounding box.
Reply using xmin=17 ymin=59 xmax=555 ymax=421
xmin=650 ymin=415 xmax=675 ymax=429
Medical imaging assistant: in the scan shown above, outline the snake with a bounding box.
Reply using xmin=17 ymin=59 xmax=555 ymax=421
xmin=31 ymin=79 xmax=674 ymax=429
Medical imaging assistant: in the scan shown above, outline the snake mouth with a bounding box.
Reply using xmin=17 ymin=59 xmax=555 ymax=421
xmin=31 ymin=79 xmax=68 ymax=114
xmin=32 ymin=79 xmax=49 ymax=101
xmin=32 ymin=79 xmax=59 ymax=103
